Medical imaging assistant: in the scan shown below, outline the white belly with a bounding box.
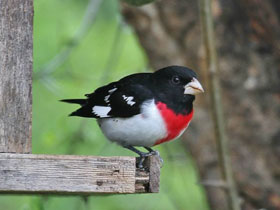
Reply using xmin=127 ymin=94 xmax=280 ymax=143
xmin=97 ymin=100 xmax=167 ymax=147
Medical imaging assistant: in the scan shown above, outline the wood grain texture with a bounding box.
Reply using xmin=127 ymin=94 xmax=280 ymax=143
xmin=0 ymin=0 xmax=33 ymax=153
xmin=147 ymin=154 xmax=160 ymax=192
xmin=0 ymin=154 xmax=160 ymax=194
xmin=135 ymin=155 xmax=161 ymax=193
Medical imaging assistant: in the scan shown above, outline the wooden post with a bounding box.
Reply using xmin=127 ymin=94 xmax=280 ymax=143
xmin=0 ymin=0 xmax=33 ymax=153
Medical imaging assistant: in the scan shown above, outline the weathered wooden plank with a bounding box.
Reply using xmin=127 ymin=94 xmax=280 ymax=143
xmin=0 ymin=0 xmax=33 ymax=153
xmin=147 ymin=154 xmax=161 ymax=192
xmin=0 ymin=154 xmax=135 ymax=194
xmin=136 ymin=155 xmax=161 ymax=193
xmin=0 ymin=154 xmax=160 ymax=194
xmin=135 ymin=169 xmax=149 ymax=193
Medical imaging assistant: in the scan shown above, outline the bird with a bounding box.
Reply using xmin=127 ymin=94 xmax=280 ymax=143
xmin=61 ymin=65 xmax=204 ymax=168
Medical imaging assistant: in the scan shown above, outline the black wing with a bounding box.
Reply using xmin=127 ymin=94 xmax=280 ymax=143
xmin=62 ymin=73 xmax=154 ymax=118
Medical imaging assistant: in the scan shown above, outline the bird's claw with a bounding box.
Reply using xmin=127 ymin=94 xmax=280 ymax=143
xmin=150 ymin=150 xmax=159 ymax=156
xmin=151 ymin=151 xmax=164 ymax=168
xmin=137 ymin=150 xmax=163 ymax=169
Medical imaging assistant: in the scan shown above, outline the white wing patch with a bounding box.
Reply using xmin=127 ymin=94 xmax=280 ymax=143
xmin=104 ymin=95 xmax=110 ymax=103
xmin=122 ymin=95 xmax=136 ymax=106
xmin=104 ymin=88 xmax=117 ymax=104
xmin=108 ymin=87 xmax=117 ymax=93
xmin=92 ymin=106 xmax=111 ymax=117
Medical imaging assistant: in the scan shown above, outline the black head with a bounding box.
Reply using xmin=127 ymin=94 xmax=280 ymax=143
xmin=151 ymin=65 xmax=204 ymax=114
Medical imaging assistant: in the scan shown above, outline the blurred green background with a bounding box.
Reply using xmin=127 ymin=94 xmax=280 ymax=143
xmin=0 ymin=0 xmax=209 ymax=209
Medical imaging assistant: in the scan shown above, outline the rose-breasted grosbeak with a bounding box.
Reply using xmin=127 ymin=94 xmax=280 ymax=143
xmin=62 ymin=66 xmax=204 ymax=168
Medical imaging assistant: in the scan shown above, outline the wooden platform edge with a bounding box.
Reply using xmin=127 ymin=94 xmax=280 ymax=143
xmin=0 ymin=153 xmax=160 ymax=194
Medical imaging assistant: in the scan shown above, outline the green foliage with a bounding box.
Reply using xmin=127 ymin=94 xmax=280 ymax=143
xmin=0 ymin=0 xmax=209 ymax=209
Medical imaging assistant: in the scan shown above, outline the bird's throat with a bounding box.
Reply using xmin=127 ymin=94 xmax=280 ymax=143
xmin=154 ymin=102 xmax=194 ymax=145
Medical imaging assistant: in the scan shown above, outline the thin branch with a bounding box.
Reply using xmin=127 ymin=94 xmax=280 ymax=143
xmin=34 ymin=0 xmax=102 ymax=80
xmin=100 ymin=17 xmax=125 ymax=83
xmin=198 ymin=0 xmax=241 ymax=210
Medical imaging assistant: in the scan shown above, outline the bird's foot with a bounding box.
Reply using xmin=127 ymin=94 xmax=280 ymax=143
xmin=138 ymin=150 xmax=163 ymax=169
xmin=137 ymin=151 xmax=154 ymax=169
xmin=123 ymin=145 xmax=163 ymax=169
xmin=144 ymin=147 xmax=163 ymax=168
xmin=150 ymin=151 xmax=164 ymax=168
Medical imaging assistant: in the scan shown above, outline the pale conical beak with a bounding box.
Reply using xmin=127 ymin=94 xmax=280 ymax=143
xmin=184 ymin=77 xmax=204 ymax=95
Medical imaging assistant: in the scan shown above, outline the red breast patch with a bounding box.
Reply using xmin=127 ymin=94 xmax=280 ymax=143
xmin=154 ymin=102 xmax=194 ymax=145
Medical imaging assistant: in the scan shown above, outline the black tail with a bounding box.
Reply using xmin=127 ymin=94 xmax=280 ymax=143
xmin=61 ymin=99 xmax=95 ymax=118
xmin=60 ymin=99 xmax=86 ymax=105
xmin=68 ymin=107 xmax=96 ymax=118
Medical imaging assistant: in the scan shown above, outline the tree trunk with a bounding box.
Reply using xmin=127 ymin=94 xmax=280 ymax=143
xmin=122 ymin=1 xmax=280 ymax=209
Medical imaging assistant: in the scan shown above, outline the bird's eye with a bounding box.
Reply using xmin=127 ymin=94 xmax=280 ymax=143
xmin=172 ymin=76 xmax=180 ymax=84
